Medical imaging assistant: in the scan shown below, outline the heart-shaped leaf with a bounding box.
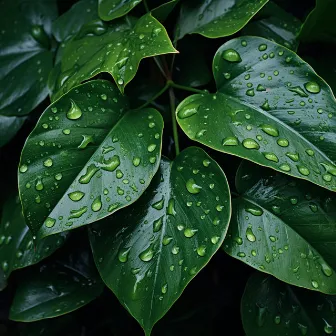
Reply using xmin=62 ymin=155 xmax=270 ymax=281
xmin=176 ymin=36 xmax=336 ymax=192
xmin=52 ymin=13 xmax=176 ymax=100
xmin=242 ymin=2 xmax=301 ymax=51
xmin=99 ymin=0 xmax=143 ymax=21
xmin=0 ymin=116 xmax=26 ymax=148
xmin=9 ymin=250 xmax=104 ymax=322
xmin=18 ymin=80 xmax=163 ymax=238
xmin=0 ymin=195 xmax=68 ymax=291
xmin=224 ymin=160 xmax=336 ymax=294
xmin=89 ymin=147 xmax=231 ymax=335
xmin=176 ymin=0 xmax=268 ymax=40
xmin=242 ymin=272 xmax=336 ymax=335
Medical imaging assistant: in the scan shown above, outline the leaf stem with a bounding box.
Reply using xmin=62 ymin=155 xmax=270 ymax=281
xmin=143 ymin=0 xmax=150 ymax=12
xmin=169 ymin=87 xmax=180 ymax=156
xmin=169 ymin=82 xmax=206 ymax=94
xmin=138 ymin=83 xmax=170 ymax=109
xmin=153 ymin=57 xmax=169 ymax=80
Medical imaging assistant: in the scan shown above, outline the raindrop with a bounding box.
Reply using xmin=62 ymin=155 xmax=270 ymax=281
xmin=78 ymin=135 xmax=94 ymax=149
xmin=222 ymin=49 xmax=242 ymax=62
xmin=79 ymin=164 xmax=99 ymax=184
xmin=243 ymin=138 xmax=260 ymax=149
xmin=246 ymin=207 xmax=263 ymax=216
xmin=186 ymin=178 xmax=202 ymax=194
xmin=246 ymin=227 xmax=256 ymax=242
xmin=304 ymin=81 xmax=320 ymax=94
xmin=184 ymin=228 xmax=198 ymax=238
xmin=100 ymin=155 xmax=120 ymax=172
xmin=133 ymin=157 xmax=141 ymax=167
xmin=67 ymin=99 xmax=82 ymax=120
xmin=19 ymin=164 xmax=28 ymax=173
xmin=197 ymin=245 xmax=206 ymax=257
xmin=68 ymin=191 xmax=85 ymax=201
xmin=152 ymin=196 xmax=164 ymax=210
xmin=44 ymin=217 xmax=56 ymax=228
xmin=261 ymin=124 xmax=279 ymax=137
xmin=91 ymin=196 xmax=102 ymax=212
xmin=222 ymin=136 xmax=238 ymax=146
xmin=277 ymin=138 xmax=289 ymax=147
xmin=118 ymin=247 xmax=131 ymax=263
xmin=69 ymin=206 xmax=88 ymax=219
xmin=153 ymin=217 xmax=163 ymax=232
xmin=177 ymin=104 xmax=199 ymax=119
xmin=139 ymin=245 xmax=154 ymax=262
xmin=297 ymin=166 xmax=310 ymax=176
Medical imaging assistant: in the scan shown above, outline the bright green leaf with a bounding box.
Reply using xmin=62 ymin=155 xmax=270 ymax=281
xmin=176 ymin=0 xmax=268 ymax=40
xmin=0 ymin=115 xmax=26 ymax=148
xmin=0 ymin=194 xmax=68 ymax=291
xmin=176 ymin=36 xmax=336 ymax=192
xmin=9 ymin=250 xmax=104 ymax=322
xmin=242 ymin=272 xmax=336 ymax=335
xmin=53 ymin=14 xmax=177 ymax=100
xmin=224 ymin=160 xmax=336 ymax=294
xmin=151 ymin=0 xmax=180 ymax=22
xmin=89 ymin=147 xmax=231 ymax=335
xmin=18 ymin=80 xmax=163 ymax=238
xmin=99 ymin=0 xmax=142 ymax=21
xmin=242 ymin=2 xmax=301 ymax=51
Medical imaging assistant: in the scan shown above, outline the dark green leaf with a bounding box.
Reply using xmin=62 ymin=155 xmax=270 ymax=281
xmin=89 ymin=147 xmax=231 ymax=335
xmin=242 ymin=2 xmax=301 ymax=51
xmin=176 ymin=36 xmax=336 ymax=192
xmin=0 ymin=195 xmax=68 ymax=291
xmin=99 ymin=0 xmax=143 ymax=21
xmin=0 ymin=115 xmax=26 ymax=148
xmin=176 ymin=0 xmax=268 ymax=40
xmin=300 ymin=0 xmax=336 ymax=44
xmin=151 ymin=0 xmax=179 ymax=22
xmin=18 ymin=80 xmax=163 ymax=237
xmin=242 ymin=272 xmax=336 ymax=335
xmin=52 ymin=0 xmax=98 ymax=42
xmin=224 ymin=160 xmax=336 ymax=293
xmin=52 ymin=13 xmax=176 ymax=100
xmin=9 ymin=250 xmax=104 ymax=322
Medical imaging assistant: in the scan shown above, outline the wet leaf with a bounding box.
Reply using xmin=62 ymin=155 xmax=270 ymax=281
xmin=99 ymin=0 xmax=143 ymax=21
xmin=9 ymin=250 xmax=104 ymax=322
xmin=53 ymin=13 xmax=177 ymax=100
xmin=0 ymin=195 xmax=68 ymax=291
xmin=151 ymin=0 xmax=180 ymax=22
xmin=176 ymin=36 xmax=336 ymax=192
xmin=18 ymin=80 xmax=163 ymax=238
xmin=242 ymin=272 xmax=336 ymax=336
xmin=89 ymin=147 xmax=231 ymax=335
xmin=0 ymin=115 xmax=26 ymax=148
xmin=176 ymin=0 xmax=268 ymax=40
xmin=224 ymin=160 xmax=336 ymax=294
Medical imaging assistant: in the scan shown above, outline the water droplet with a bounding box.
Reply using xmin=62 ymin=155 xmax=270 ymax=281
xmin=67 ymin=99 xmax=82 ymax=120
xmin=19 ymin=164 xmax=28 ymax=173
xmin=69 ymin=206 xmax=88 ymax=219
xmin=279 ymin=164 xmax=291 ymax=172
xmin=261 ymin=124 xmax=279 ymax=137
xmin=132 ymin=157 xmax=141 ymax=167
xmin=162 ymin=236 xmax=173 ymax=246
xmin=100 ymin=155 xmax=120 ymax=172
xmin=139 ymin=245 xmax=154 ymax=262
xmin=286 ymin=152 xmax=299 ymax=162
xmin=177 ymin=104 xmax=199 ymax=119
xmin=260 ymin=99 xmax=270 ymax=111
xmin=324 ymin=320 xmax=334 ymax=334
xmin=213 ymin=217 xmax=220 ymax=226
xmin=311 ymin=280 xmax=319 ymax=288
xmin=63 ymin=129 xmax=71 ymax=135
xmin=263 ymin=152 xmax=279 ymax=162
xmin=222 ymin=49 xmax=242 ymax=62
xmin=197 ymin=245 xmax=206 ymax=257
xmin=257 ymin=84 xmax=266 ymax=91
xmin=269 ymin=236 xmax=276 ymax=242
xmin=274 ymin=315 xmax=281 ymax=324
xmin=1 ymin=261 xmax=9 ymax=272
xmin=297 ymin=166 xmax=310 ymax=176
xmin=186 ymin=178 xmax=202 ymax=194
xmin=298 ymin=323 xmax=308 ymax=335
xmin=246 ymin=207 xmax=263 ymax=216
xmin=153 ymin=217 xmax=163 ymax=232
xmin=118 ymin=247 xmax=131 ymax=263
xmin=78 ymin=135 xmax=94 ymax=149
xmin=321 ymin=263 xmax=333 ymax=277
xmin=203 ymin=159 xmax=210 ymax=167
xmin=184 ymin=228 xmax=198 ymax=238
xmin=277 ymin=138 xmax=289 ymax=147
xmin=222 ymin=136 xmax=238 ymax=146
xmin=91 ymin=196 xmax=102 ymax=212
xmin=304 ymin=81 xmax=320 ymax=94
xmin=35 ymin=178 xmax=44 ymax=191
xmin=288 ymin=86 xmax=308 ymax=97
xmin=258 ymin=44 xmax=267 ymax=51
xmin=68 ymin=191 xmax=85 ymax=201
xmin=172 ymin=245 xmax=180 ymax=255
xmin=45 ymin=217 xmax=56 ymax=228
xmin=167 ymin=199 xmax=176 ymax=216
xmin=246 ymin=227 xmax=256 ymax=242
xmin=243 ymin=138 xmax=260 ymax=149
xmin=256 ymin=306 xmax=267 ymax=327
xmin=211 ymin=236 xmax=220 ymax=244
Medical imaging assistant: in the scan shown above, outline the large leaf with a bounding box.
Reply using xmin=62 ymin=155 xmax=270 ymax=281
xmin=0 ymin=195 xmax=68 ymax=291
xmin=242 ymin=272 xmax=336 ymax=335
xmin=52 ymin=14 xmax=176 ymax=100
xmin=89 ymin=147 xmax=231 ymax=335
xmin=176 ymin=36 xmax=336 ymax=192
xmin=242 ymin=2 xmax=301 ymax=51
xmin=176 ymin=0 xmax=268 ymax=40
xmin=300 ymin=0 xmax=336 ymax=44
xmin=224 ymin=160 xmax=336 ymax=294
xmin=9 ymin=250 xmax=104 ymax=322
xmin=18 ymin=80 xmax=163 ymax=238
xmin=0 ymin=115 xmax=26 ymax=148
xmin=99 ymin=0 xmax=143 ymax=21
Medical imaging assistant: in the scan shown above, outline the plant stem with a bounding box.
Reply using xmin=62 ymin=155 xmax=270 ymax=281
xmin=138 ymin=83 xmax=169 ymax=109
xmin=153 ymin=57 xmax=169 ymax=80
xmin=143 ymin=0 xmax=150 ymax=12
xmin=169 ymin=87 xmax=180 ymax=156
xmin=169 ymin=82 xmax=206 ymax=94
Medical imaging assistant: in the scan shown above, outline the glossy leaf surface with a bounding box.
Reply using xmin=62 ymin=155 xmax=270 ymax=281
xmin=242 ymin=272 xmax=336 ymax=335
xmin=0 ymin=195 xmax=68 ymax=291
xmin=176 ymin=0 xmax=268 ymax=40
xmin=18 ymin=80 xmax=163 ymax=237
xmin=53 ymin=14 xmax=176 ymax=100
xmin=89 ymin=147 xmax=231 ymax=335
xmin=9 ymin=251 xmax=104 ymax=322
xmin=224 ymin=160 xmax=336 ymax=294
xmin=242 ymin=2 xmax=301 ymax=51
xmin=176 ymin=36 xmax=336 ymax=192
xmin=99 ymin=0 xmax=142 ymax=21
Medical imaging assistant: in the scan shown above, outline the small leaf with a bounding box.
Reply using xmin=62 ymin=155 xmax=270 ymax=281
xmin=224 ymin=160 xmax=336 ymax=294
xmin=0 ymin=115 xmax=26 ymax=148
xmin=242 ymin=272 xmax=336 ymax=336
xmin=89 ymin=147 xmax=231 ymax=335
xmin=9 ymin=250 xmax=104 ymax=322
xmin=53 ymin=13 xmax=177 ymax=100
xmin=176 ymin=36 xmax=336 ymax=192
xmin=99 ymin=0 xmax=143 ymax=21
xmin=176 ymin=0 xmax=268 ymax=40
xmin=18 ymin=80 xmax=163 ymax=237
xmin=0 ymin=195 xmax=68 ymax=290
xmin=242 ymin=2 xmax=301 ymax=51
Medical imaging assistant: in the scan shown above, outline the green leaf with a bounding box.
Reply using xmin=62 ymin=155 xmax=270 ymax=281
xmin=300 ymin=0 xmax=336 ymax=44
xmin=9 ymin=250 xmax=104 ymax=322
xmin=52 ymin=0 xmax=98 ymax=42
xmin=52 ymin=13 xmax=176 ymax=100
xmin=151 ymin=0 xmax=179 ymax=22
xmin=176 ymin=0 xmax=269 ymax=40
xmin=242 ymin=272 xmax=336 ymax=335
xmin=242 ymin=2 xmax=301 ymax=51
xmin=224 ymin=160 xmax=336 ymax=294
xmin=0 ymin=115 xmax=26 ymax=148
xmin=0 ymin=195 xmax=68 ymax=291
xmin=89 ymin=147 xmax=231 ymax=335
xmin=99 ymin=0 xmax=143 ymax=21
xmin=176 ymin=36 xmax=336 ymax=192
xmin=18 ymin=80 xmax=163 ymax=238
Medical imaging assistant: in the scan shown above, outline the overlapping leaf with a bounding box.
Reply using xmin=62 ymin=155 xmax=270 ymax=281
xmin=18 ymin=80 xmax=163 ymax=238
xmin=0 ymin=116 xmax=26 ymax=148
xmin=176 ymin=36 xmax=336 ymax=192
xmin=224 ymin=160 xmax=336 ymax=294
xmin=89 ymin=147 xmax=231 ymax=335
xmin=99 ymin=0 xmax=142 ymax=21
